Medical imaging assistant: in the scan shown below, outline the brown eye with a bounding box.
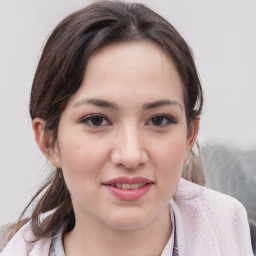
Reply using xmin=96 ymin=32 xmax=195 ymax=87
xmin=80 ymin=114 xmax=110 ymax=127
xmin=90 ymin=116 xmax=104 ymax=126
xmin=148 ymin=115 xmax=177 ymax=127
xmin=151 ymin=116 xmax=164 ymax=126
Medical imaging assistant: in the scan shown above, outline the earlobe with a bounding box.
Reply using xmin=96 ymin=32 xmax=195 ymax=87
xmin=188 ymin=117 xmax=200 ymax=147
xmin=183 ymin=117 xmax=200 ymax=164
xmin=32 ymin=118 xmax=61 ymax=168
xmin=183 ymin=149 xmax=190 ymax=165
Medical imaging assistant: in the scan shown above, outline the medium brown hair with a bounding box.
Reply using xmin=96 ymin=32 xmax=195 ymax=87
xmin=12 ymin=0 xmax=204 ymax=242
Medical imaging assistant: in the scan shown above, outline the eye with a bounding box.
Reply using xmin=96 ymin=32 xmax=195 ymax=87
xmin=79 ymin=114 xmax=110 ymax=127
xmin=147 ymin=114 xmax=177 ymax=127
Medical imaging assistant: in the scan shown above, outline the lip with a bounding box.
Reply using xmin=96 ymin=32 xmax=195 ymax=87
xmin=102 ymin=176 xmax=153 ymax=201
xmin=103 ymin=176 xmax=153 ymax=185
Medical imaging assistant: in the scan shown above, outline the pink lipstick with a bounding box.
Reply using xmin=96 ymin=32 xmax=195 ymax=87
xmin=103 ymin=176 xmax=153 ymax=201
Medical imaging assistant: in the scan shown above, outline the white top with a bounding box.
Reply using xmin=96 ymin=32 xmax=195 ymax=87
xmin=161 ymin=204 xmax=176 ymax=256
xmin=49 ymin=204 xmax=176 ymax=256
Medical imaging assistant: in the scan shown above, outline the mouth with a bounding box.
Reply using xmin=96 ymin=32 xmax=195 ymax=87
xmin=106 ymin=182 xmax=149 ymax=190
xmin=102 ymin=177 xmax=153 ymax=200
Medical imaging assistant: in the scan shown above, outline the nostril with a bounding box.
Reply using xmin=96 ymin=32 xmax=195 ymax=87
xmin=116 ymin=162 xmax=145 ymax=170
xmin=110 ymin=142 xmax=149 ymax=169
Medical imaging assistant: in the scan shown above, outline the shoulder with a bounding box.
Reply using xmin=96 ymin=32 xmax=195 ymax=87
xmin=0 ymin=224 xmax=9 ymax=252
xmin=0 ymin=222 xmax=52 ymax=256
xmin=172 ymin=178 xmax=253 ymax=255
xmin=174 ymin=178 xmax=246 ymax=215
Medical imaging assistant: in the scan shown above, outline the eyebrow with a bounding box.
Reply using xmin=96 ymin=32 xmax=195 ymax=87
xmin=72 ymin=98 xmax=182 ymax=111
xmin=142 ymin=99 xmax=182 ymax=111
xmin=72 ymin=98 xmax=118 ymax=109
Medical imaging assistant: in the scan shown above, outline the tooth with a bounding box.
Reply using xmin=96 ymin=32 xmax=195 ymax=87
xmin=131 ymin=183 xmax=139 ymax=189
xmin=116 ymin=183 xmax=122 ymax=188
xmin=122 ymin=184 xmax=131 ymax=190
xmin=110 ymin=184 xmax=115 ymax=187
xmin=138 ymin=183 xmax=146 ymax=188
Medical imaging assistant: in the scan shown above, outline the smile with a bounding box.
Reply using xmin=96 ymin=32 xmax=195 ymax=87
xmin=103 ymin=177 xmax=153 ymax=200
xmin=108 ymin=183 xmax=147 ymax=190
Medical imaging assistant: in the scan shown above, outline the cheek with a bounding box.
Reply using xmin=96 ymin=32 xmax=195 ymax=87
xmin=57 ymin=137 xmax=109 ymax=207
xmin=152 ymin=137 xmax=187 ymax=176
xmin=57 ymin=136 xmax=108 ymax=182
xmin=149 ymin=136 xmax=187 ymax=202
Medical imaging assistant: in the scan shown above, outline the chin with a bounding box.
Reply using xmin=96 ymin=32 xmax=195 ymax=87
xmin=101 ymin=211 xmax=156 ymax=230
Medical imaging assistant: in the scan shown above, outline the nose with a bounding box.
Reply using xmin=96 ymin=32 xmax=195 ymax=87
xmin=110 ymin=125 xmax=149 ymax=169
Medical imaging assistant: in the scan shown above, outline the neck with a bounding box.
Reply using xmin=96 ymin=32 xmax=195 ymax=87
xmin=64 ymin=204 xmax=172 ymax=256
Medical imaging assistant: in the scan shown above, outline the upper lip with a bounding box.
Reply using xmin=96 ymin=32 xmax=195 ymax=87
xmin=103 ymin=176 xmax=153 ymax=185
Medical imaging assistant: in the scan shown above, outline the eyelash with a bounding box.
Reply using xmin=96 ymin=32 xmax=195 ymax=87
xmin=146 ymin=114 xmax=177 ymax=127
xmin=79 ymin=114 xmax=177 ymax=128
xmin=79 ymin=114 xmax=111 ymax=128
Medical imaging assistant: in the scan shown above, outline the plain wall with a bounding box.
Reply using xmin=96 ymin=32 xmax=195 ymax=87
xmin=0 ymin=0 xmax=255 ymax=226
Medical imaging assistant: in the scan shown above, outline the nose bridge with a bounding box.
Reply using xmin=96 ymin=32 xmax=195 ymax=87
xmin=111 ymin=122 xmax=148 ymax=169
xmin=122 ymin=124 xmax=141 ymax=154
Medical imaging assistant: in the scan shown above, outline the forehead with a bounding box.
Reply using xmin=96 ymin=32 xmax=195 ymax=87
xmin=68 ymin=40 xmax=184 ymax=108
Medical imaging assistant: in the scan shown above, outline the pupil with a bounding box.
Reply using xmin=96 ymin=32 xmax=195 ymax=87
xmin=152 ymin=116 xmax=163 ymax=126
xmin=92 ymin=116 xmax=103 ymax=126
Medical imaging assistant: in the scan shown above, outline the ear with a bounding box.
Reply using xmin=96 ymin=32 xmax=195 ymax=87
xmin=32 ymin=118 xmax=62 ymax=168
xmin=183 ymin=117 xmax=200 ymax=164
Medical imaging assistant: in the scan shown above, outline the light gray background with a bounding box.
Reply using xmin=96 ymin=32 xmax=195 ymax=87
xmin=0 ymin=0 xmax=255 ymax=226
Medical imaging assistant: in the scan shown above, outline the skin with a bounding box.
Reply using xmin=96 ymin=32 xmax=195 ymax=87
xmin=33 ymin=40 xmax=199 ymax=256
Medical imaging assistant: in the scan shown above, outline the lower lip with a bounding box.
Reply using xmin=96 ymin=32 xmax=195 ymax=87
xmin=104 ymin=183 xmax=152 ymax=201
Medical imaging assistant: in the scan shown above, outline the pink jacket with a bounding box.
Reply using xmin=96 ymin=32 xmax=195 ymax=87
xmin=0 ymin=178 xmax=254 ymax=256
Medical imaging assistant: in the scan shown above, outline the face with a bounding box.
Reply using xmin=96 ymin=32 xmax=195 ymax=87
xmin=45 ymin=41 xmax=197 ymax=230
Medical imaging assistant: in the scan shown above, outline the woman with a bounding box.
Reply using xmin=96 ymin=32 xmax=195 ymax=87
xmin=0 ymin=1 xmax=253 ymax=255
